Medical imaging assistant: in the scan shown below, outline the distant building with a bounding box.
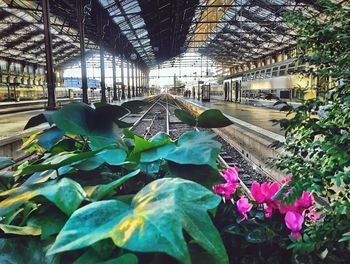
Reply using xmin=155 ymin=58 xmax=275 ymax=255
xmin=64 ymin=77 xmax=100 ymax=88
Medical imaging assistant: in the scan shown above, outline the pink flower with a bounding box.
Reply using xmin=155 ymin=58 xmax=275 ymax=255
xmin=284 ymin=211 xmax=304 ymax=239
xmin=221 ymin=166 xmax=239 ymax=183
xmin=251 ymin=181 xmax=280 ymax=203
xmin=212 ymin=183 xmax=237 ymax=201
xmin=251 ymin=181 xmax=266 ymax=203
xmin=282 ymin=175 xmax=292 ymax=185
xmin=306 ymin=208 xmax=321 ymax=222
xmin=212 ymin=167 xmax=239 ymax=200
xmin=237 ymin=196 xmax=253 ymax=221
xmin=295 ymin=192 xmax=314 ymax=210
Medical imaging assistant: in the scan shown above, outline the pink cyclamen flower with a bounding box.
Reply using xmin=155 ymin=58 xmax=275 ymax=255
xmin=251 ymin=181 xmax=266 ymax=203
xmin=212 ymin=167 xmax=239 ymax=200
xmin=285 ymin=211 xmax=304 ymax=239
xmin=295 ymin=192 xmax=314 ymax=211
xmin=306 ymin=208 xmax=321 ymax=222
xmin=251 ymin=181 xmax=280 ymax=204
xmin=282 ymin=175 xmax=292 ymax=185
xmin=212 ymin=183 xmax=237 ymax=201
xmin=237 ymin=196 xmax=253 ymax=221
xmin=221 ymin=166 xmax=239 ymax=183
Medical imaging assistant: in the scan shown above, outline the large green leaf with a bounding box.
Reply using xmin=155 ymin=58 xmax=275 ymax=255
xmin=0 ymin=178 xmax=85 ymax=216
xmin=36 ymin=127 xmax=65 ymax=150
xmin=48 ymin=178 xmax=227 ymax=264
xmin=197 ymin=109 xmax=233 ymax=128
xmin=44 ymin=102 xmax=95 ymax=135
xmin=174 ymin=109 xmax=197 ymax=127
xmin=0 ymin=157 xmax=14 ymax=170
xmin=165 ymin=131 xmax=221 ymax=169
xmin=24 ymin=113 xmax=48 ymax=130
xmin=121 ymin=100 xmax=149 ymax=114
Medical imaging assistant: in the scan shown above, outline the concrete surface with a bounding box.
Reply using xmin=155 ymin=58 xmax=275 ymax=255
xmin=183 ymin=98 xmax=287 ymax=135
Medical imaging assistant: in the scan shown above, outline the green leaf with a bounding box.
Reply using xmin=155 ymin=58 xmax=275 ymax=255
xmin=197 ymin=109 xmax=233 ymax=128
xmin=98 ymin=149 xmax=127 ymax=166
xmin=0 ymin=224 xmax=41 ymax=236
xmin=27 ymin=209 xmax=67 ymax=239
xmin=0 ymin=238 xmax=58 ymax=264
xmin=245 ymin=227 xmax=269 ymax=244
xmin=121 ymin=100 xmax=149 ymax=114
xmin=24 ymin=113 xmax=47 ymax=130
xmin=0 ymin=178 xmax=85 ymax=216
xmin=86 ymin=170 xmax=140 ymax=201
xmin=0 ymin=157 xmax=14 ymax=170
xmin=167 ymin=162 xmax=223 ymax=189
xmin=165 ymin=131 xmax=221 ymax=169
xmin=48 ymin=178 xmax=227 ymax=264
xmin=15 ymin=151 xmax=99 ymax=176
xmin=44 ymin=102 xmax=95 ymax=135
xmin=174 ymin=109 xmax=197 ymax=127
xmin=37 ymin=127 xmax=65 ymax=150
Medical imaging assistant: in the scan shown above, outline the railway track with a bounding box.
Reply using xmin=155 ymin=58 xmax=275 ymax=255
xmin=130 ymin=94 xmax=270 ymax=196
xmin=2 ymin=94 xmax=272 ymax=197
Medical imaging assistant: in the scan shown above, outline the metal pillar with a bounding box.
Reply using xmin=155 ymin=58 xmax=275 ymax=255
xmin=77 ymin=0 xmax=88 ymax=104
xmin=112 ymin=53 xmax=117 ymax=101
xmin=135 ymin=63 xmax=138 ymax=96
xmin=127 ymin=60 xmax=131 ymax=99
xmin=131 ymin=63 xmax=135 ymax=97
xmin=99 ymin=42 xmax=107 ymax=103
xmin=121 ymin=55 xmax=125 ymax=99
xmin=98 ymin=9 xmax=107 ymax=103
xmin=42 ymin=0 xmax=56 ymax=109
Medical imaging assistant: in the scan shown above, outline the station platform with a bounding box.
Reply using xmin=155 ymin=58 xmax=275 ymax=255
xmin=182 ymin=97 xmax=286 ymax=136
xmin=0 ymin=96 xmax=145 ymax=139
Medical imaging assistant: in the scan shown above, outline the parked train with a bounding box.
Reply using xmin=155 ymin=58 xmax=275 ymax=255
xmin=219 ymin=59 xmax=318 ymax=102
xmin=0 ymin=84 xmax=101 ymax=102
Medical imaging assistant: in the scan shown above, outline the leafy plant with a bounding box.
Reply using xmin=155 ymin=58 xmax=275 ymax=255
xmin=0 ymin=100 xmax=231 ymax=263
xmin=175 ymin=109 xmax=233 ymax=128
xmin=271 ymin=0 xmax=350 ymax=261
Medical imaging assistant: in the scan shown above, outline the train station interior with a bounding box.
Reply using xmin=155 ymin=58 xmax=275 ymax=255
xmin=0 ymin=0 xmax=349 ymax=263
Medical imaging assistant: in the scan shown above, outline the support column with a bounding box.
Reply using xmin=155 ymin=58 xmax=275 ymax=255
xmin=77 ymin=0 xmax=88 ymax=104
xmin=42 ymin=0 xmax=56 ymax=109
xmin=127 ymin=60 xmax=131 ymax=99
xmin=112 ymin=53 xmax=117 ymax=101
xmin=131 ymin=62 xmax=135 ymax=97
xmin=98 ymin=10 xmax=107 ymax=103
xmin=135 ymin=63 xmax=138 ymax=97
xmin=99 ymin=42 xmax=107 ymax=102
xmin=121 ymin=55 xmax=125 ymax=99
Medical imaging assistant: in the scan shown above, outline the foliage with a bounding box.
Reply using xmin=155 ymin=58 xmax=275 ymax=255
xmin=0 ymin=100 xmax=231 ymax=263
xmin=271 ymin=0 xmax=350 ymax=261
xmin=175 ymin=109 xmax=233 ymax=128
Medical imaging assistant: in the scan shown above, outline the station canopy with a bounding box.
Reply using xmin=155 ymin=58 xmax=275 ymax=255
xmin=0 ymin=0 xmax=341 ymax=70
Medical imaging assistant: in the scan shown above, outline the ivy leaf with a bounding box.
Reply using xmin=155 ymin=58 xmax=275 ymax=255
xmin=36 ymin=127 xmax=65 ymax=150
xmin=165 ymin=131 xmax=221 ymax=169
xmin=197 ymin=109 xmax=233 ymax=128
xmin=0 ymin=224 xmax=41 ymax=236
xmin=0 ymin=157 xmax=14 ymax=170
xmin=48 ymin=178 xmax=228 ymax=264
xmin=0 ymin=238 xmax=57 ymax=264
xmin=24 ymin=113 xmax=48 ymax=130
xmin=0 ymin=178 xmax=85 ymax=216
xmin=174 ymin=109 xmax=197 ymax=127
xmin=43 ymin=102 xmax=95 ymax=136
xmin=121 ymin=100 xmax=149 ymax=114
